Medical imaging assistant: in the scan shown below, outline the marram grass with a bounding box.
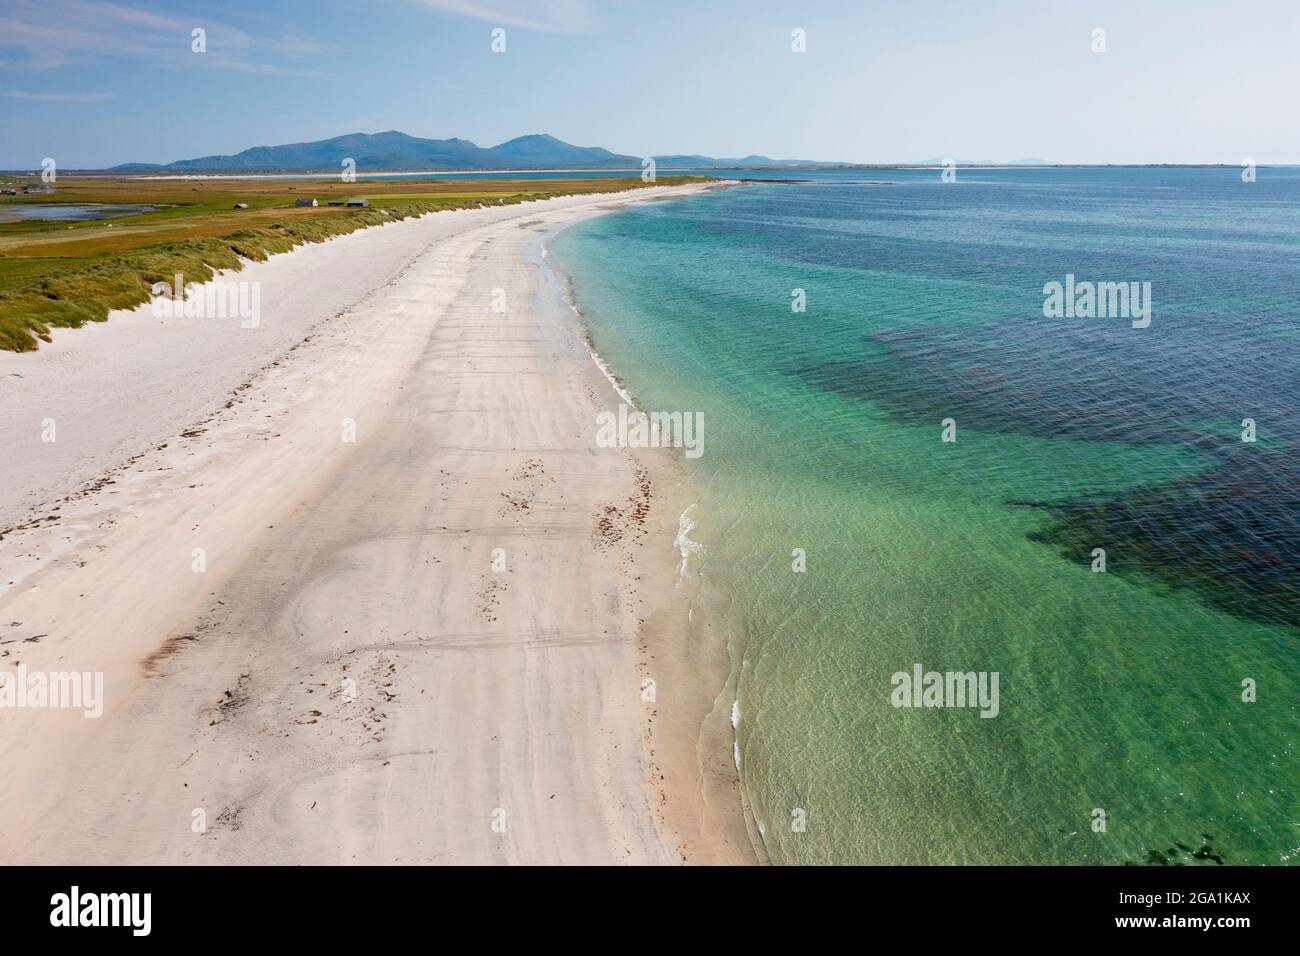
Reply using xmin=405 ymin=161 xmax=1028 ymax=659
xmin=0 ymin=176 xmax=702 ymax=351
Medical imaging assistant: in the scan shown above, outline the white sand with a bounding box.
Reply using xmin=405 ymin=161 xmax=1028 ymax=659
xmin=0 ymin=184 xmax=755 ymax=865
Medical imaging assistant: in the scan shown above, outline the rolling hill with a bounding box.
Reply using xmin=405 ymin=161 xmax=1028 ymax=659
xmin=108 ymin=131 xmax=846 ymax=173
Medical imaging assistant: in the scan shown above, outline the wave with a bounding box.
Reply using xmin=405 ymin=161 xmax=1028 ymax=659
xmin=674 ymin=503 xmax=705 ymax=578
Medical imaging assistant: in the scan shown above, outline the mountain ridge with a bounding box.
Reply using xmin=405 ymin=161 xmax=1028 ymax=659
xmin=108 ymin=130 xmax=852 ymax=172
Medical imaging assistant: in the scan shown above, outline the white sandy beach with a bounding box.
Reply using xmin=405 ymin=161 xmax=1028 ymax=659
xmin=0 ymin=183 xmax=755 ymax=865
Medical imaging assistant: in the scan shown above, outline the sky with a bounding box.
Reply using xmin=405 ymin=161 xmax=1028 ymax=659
xmin=2 ymin=0 xmax=1297 ymax=169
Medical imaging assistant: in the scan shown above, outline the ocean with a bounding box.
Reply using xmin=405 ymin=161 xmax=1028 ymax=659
xmin=550 ymin=167 xmax=1299 ymax=865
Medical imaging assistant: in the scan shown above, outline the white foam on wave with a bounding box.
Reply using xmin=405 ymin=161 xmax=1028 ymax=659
xmin=731 ymin=699 xmax=741 ymax=769
xmin=541 ymin=234 xmax=644 ymax=413
xmin=586 ymin=343 xmax=640 ymax=411
xmin=674 ymin=503 xmax=705 ymax=578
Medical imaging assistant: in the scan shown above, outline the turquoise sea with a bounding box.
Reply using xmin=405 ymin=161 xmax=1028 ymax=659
xmin=552 ymin=167 xmax=1299 ymax=865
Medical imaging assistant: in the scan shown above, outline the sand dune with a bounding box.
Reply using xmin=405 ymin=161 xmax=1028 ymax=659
xmin=0 ymin=184 xmax=755 ymax=865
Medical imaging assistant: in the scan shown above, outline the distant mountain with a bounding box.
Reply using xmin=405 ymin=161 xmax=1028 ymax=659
xmin=486 ymin=133 xmax=627 ymax=167
xmin=108 ymin=130 xmax=853 ymax=173
xmin=113 ymin=131 xmax=504 ymax=173
xmin=107 ymin=131 xmax=1059 ymax=173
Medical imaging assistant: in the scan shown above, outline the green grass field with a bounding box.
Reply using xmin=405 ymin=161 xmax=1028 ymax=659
xmin=0 ymin=174 xmax=703 ymax=351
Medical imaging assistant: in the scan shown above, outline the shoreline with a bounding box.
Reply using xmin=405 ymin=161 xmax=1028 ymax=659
xmin=539 ymin=216 xmax=760 ymax=864
xmin=0 ymin=181 xmax=753 ymax=864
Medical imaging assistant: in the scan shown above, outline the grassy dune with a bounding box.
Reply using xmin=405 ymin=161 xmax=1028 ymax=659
xmin=0 ymin=174 xmax=701 ymax=351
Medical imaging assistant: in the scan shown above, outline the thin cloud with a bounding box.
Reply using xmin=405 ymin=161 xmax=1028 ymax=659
xmin=414 ymin=0 xmax=594 ymax=33
xmin=6 ymin=89 xmax=116 ymax=102
xmin=0 ymin=0 xmax=326 ymax=74
xmin=202 ymin=57 xmax=321 ymax=77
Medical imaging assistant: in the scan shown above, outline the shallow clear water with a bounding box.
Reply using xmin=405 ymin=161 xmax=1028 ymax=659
xmin=552 ymin=167 xmax=1299 ymax=865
